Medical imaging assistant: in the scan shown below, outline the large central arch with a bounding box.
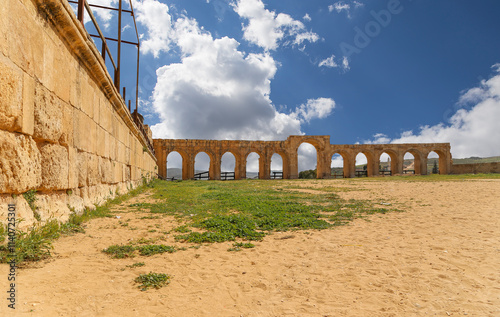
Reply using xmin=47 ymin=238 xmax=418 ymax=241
xmin=153 ymin=136 xmax=452 ymax=180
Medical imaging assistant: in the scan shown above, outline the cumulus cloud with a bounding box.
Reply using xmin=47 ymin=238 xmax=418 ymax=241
xmin=129 ymin=0 xmax=335 ymax=144
xmin=365 ymin=65 xmax=500 ymax=158
xmin=232 ymin=0 xmax=319 ymax=50
xmin=134 ymin=0 xmax=174 ymax=57
xmin=303 ymin=13 xmax=312 ymax=22
xmin=293 ymin=98 xmax=336 ymax=123
xmin=149 ymin=15 xmax=329 ymax=140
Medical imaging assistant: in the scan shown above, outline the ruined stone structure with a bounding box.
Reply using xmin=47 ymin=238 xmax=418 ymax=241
xmin=153 ymin=136 xmax=452 ymax=180
xmin=0 ymin=0 xmax=156 ymax=228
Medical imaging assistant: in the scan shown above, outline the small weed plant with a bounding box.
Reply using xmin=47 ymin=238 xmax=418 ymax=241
xmin=135 ymin=272 xmax=172 ymax=291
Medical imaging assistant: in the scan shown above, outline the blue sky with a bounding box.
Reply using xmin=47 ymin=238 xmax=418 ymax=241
xmin=84 ymin=0 xmax=500 ymax=167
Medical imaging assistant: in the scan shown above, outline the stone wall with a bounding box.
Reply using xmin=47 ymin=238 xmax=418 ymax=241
xmin=0 ymin=0 xmax=156 ymax=229
xmin=450 ymin=163 xmax=500 ymax=174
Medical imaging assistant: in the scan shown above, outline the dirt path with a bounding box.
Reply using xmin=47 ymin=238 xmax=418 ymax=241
xmin=1 ymin=179 xmax=499 ymax=316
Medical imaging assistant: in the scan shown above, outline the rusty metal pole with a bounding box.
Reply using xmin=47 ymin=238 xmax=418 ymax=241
xmin=123 ymin=86 xmax=126 ymax=99
xmin=101 ymin=41 xmax=106 ymax=61
xmin=115 ymin=0 xmax=122 ymax=90
xmin=136 ymin=45 xmax=140 ymax=112
xmin=77 ymin=0 xmax=85 ymax=24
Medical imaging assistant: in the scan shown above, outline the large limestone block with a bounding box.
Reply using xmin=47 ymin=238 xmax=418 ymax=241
xmin=36 ymin=193 xmax=71 ymax=223
xmin=77 ymin=150 xmax=87 ymax=187
xmin=0 ymin=130 xmax=41 ymax=194
xmin=53 ymin=49 xmax=71 ymax=103
xmin=39 ymin=143 xmax=69 ymax=191
xmin=0 ymin=194 xmax=37 ymax=230
xmin=87 ymin=184 xmax=111 ymax=206
xmin=79 ymin=187 xmax=95 ymax=210
xmin=8 ymin=0 xmax=44 ymax=78
xmin=86 ymin=153 xmax=99 ymax=186
xmin=67 ymin=193 xmax=85 ymax=215
xmin=0 ymin=0 xmax=9 ymax=57
xmin=98 ymin=156 xmax=113 ymax=184
xmin=81 ymin=77 xmax=94 ymax=118
xmin=69 ymin=63 xmax=81 ymax=109
xmin=21 ymin=73 xmax=35 ymax=135
xmin=124 ymin=164 xmax=131 ymax=182
xmin=0 ymin=56 xmax=23 ymax=132
xmin=34 ymin=82 xmax=63 ymax=142
xmin=41 ymin=31 xmax=55 ymax=93
xmin=96 ymin=126 xmax=105 ymax=157
xmin=68 ymin=146 xmax=79 ymax=189
xmin=60 ymin=102 xmax=74 ymax=146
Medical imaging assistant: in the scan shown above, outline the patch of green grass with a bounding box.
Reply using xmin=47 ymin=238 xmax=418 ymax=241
xmin=126 ymin=262 xmax=145 ymax=268
xmin=102 ymin=245 xmax=136 ymax=259
xmin=136 ymin=244 xmax=177 ymax=256
xmin=172 ymin=225 xmax=191 ymax=233
xmin=144 ymin=180 xmax=398 ymax=245
xmin=135 ymin=272 xmax=172 ymax=291
xmin=228 ymin=242 xmax=255 ymax=252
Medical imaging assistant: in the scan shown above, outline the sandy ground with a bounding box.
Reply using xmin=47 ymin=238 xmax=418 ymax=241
xmin=1 ymin=178 xmax=499 ymax=317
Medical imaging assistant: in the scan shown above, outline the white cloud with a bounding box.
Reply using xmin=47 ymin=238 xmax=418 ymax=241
xmin=366 ymin=65 xmax=500 ymax=158
xmin=319 ymin=55 xmax=338 ymax=68
xmin=232 ymin=0 xmax=319 ymax=50
xmin=134 ymin=0 xmax=174 ymax=58
xmin=293 ymin=98 xmax=336 ymax=123
xmin=342 ymin=56 xmax=350 ymax=70
xmin=149 ymin=15 xmax=318 ymax=140
xmin=303 ymin=13 xmax=312 ymax=22
xmin=319 ymin=55 xmax=350 ymax=71
xmin=130 ymin=0 xmax=335 ymax=144
xmin=328 ymin=1 xmax=364 ymax=19
xmin=329 ymin=2 xmax=350 ymax=13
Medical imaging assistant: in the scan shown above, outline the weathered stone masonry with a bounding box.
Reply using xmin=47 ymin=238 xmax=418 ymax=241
xmin=0 ymin=0 xmax=156 ymax=228
xmin=154 ymin=136 xmax=453 ymax=180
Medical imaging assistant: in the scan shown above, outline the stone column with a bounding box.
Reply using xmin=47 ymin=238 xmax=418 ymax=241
xmin=261 ymin=152 xmax=270 ymax=179
xmin=288 ymin=150 xmax=298 ymax=179
xmin=185 ymin=153 xmax=194 ymax=180
xmin=212 ymin=154 xmax=221 ymax=180
xmin=235 ymin=154 xmax=245 ymax=180
xmin=316 ymin=150 xmax=330 ymax=179
xmin=158 ymin=148 xmax=167 ymax=179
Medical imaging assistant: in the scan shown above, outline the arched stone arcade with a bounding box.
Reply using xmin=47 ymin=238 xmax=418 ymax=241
xmin=153 ymin=136 xmax=452 ymax=180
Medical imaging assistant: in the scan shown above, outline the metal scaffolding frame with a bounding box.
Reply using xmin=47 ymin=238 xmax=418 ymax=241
xmin=69 ymin=0 xmax=140 ymax=113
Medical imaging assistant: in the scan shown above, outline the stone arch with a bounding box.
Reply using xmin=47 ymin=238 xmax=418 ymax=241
xmin=221 ymin=152 xmax=236 ymax=180
xmin=245 ymin=151 xmax=262 ymax=179
xmin=425 ymin=149 xmax=448 ymax=175
xmin=355 ymin=150 xmax=375 ymax=177
xmin=378 ymin=149 xmax=398 ymax=176
xmin=166 ymin=150 xmax=190 ymax=180
xmin=194 ymin=151 xmax=214 ymax=180
xmin=403 ymin=149 xmax=424 ymax=175
xmin=296 ymin=142 xmax=320 ymax=179
xmin=331 ymin=150 xmax=350 ymax=178
xmin=166 ymin=151 xmax=182 ymax=180
xmin=270 ymin=152 xmax=284 ymax=179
